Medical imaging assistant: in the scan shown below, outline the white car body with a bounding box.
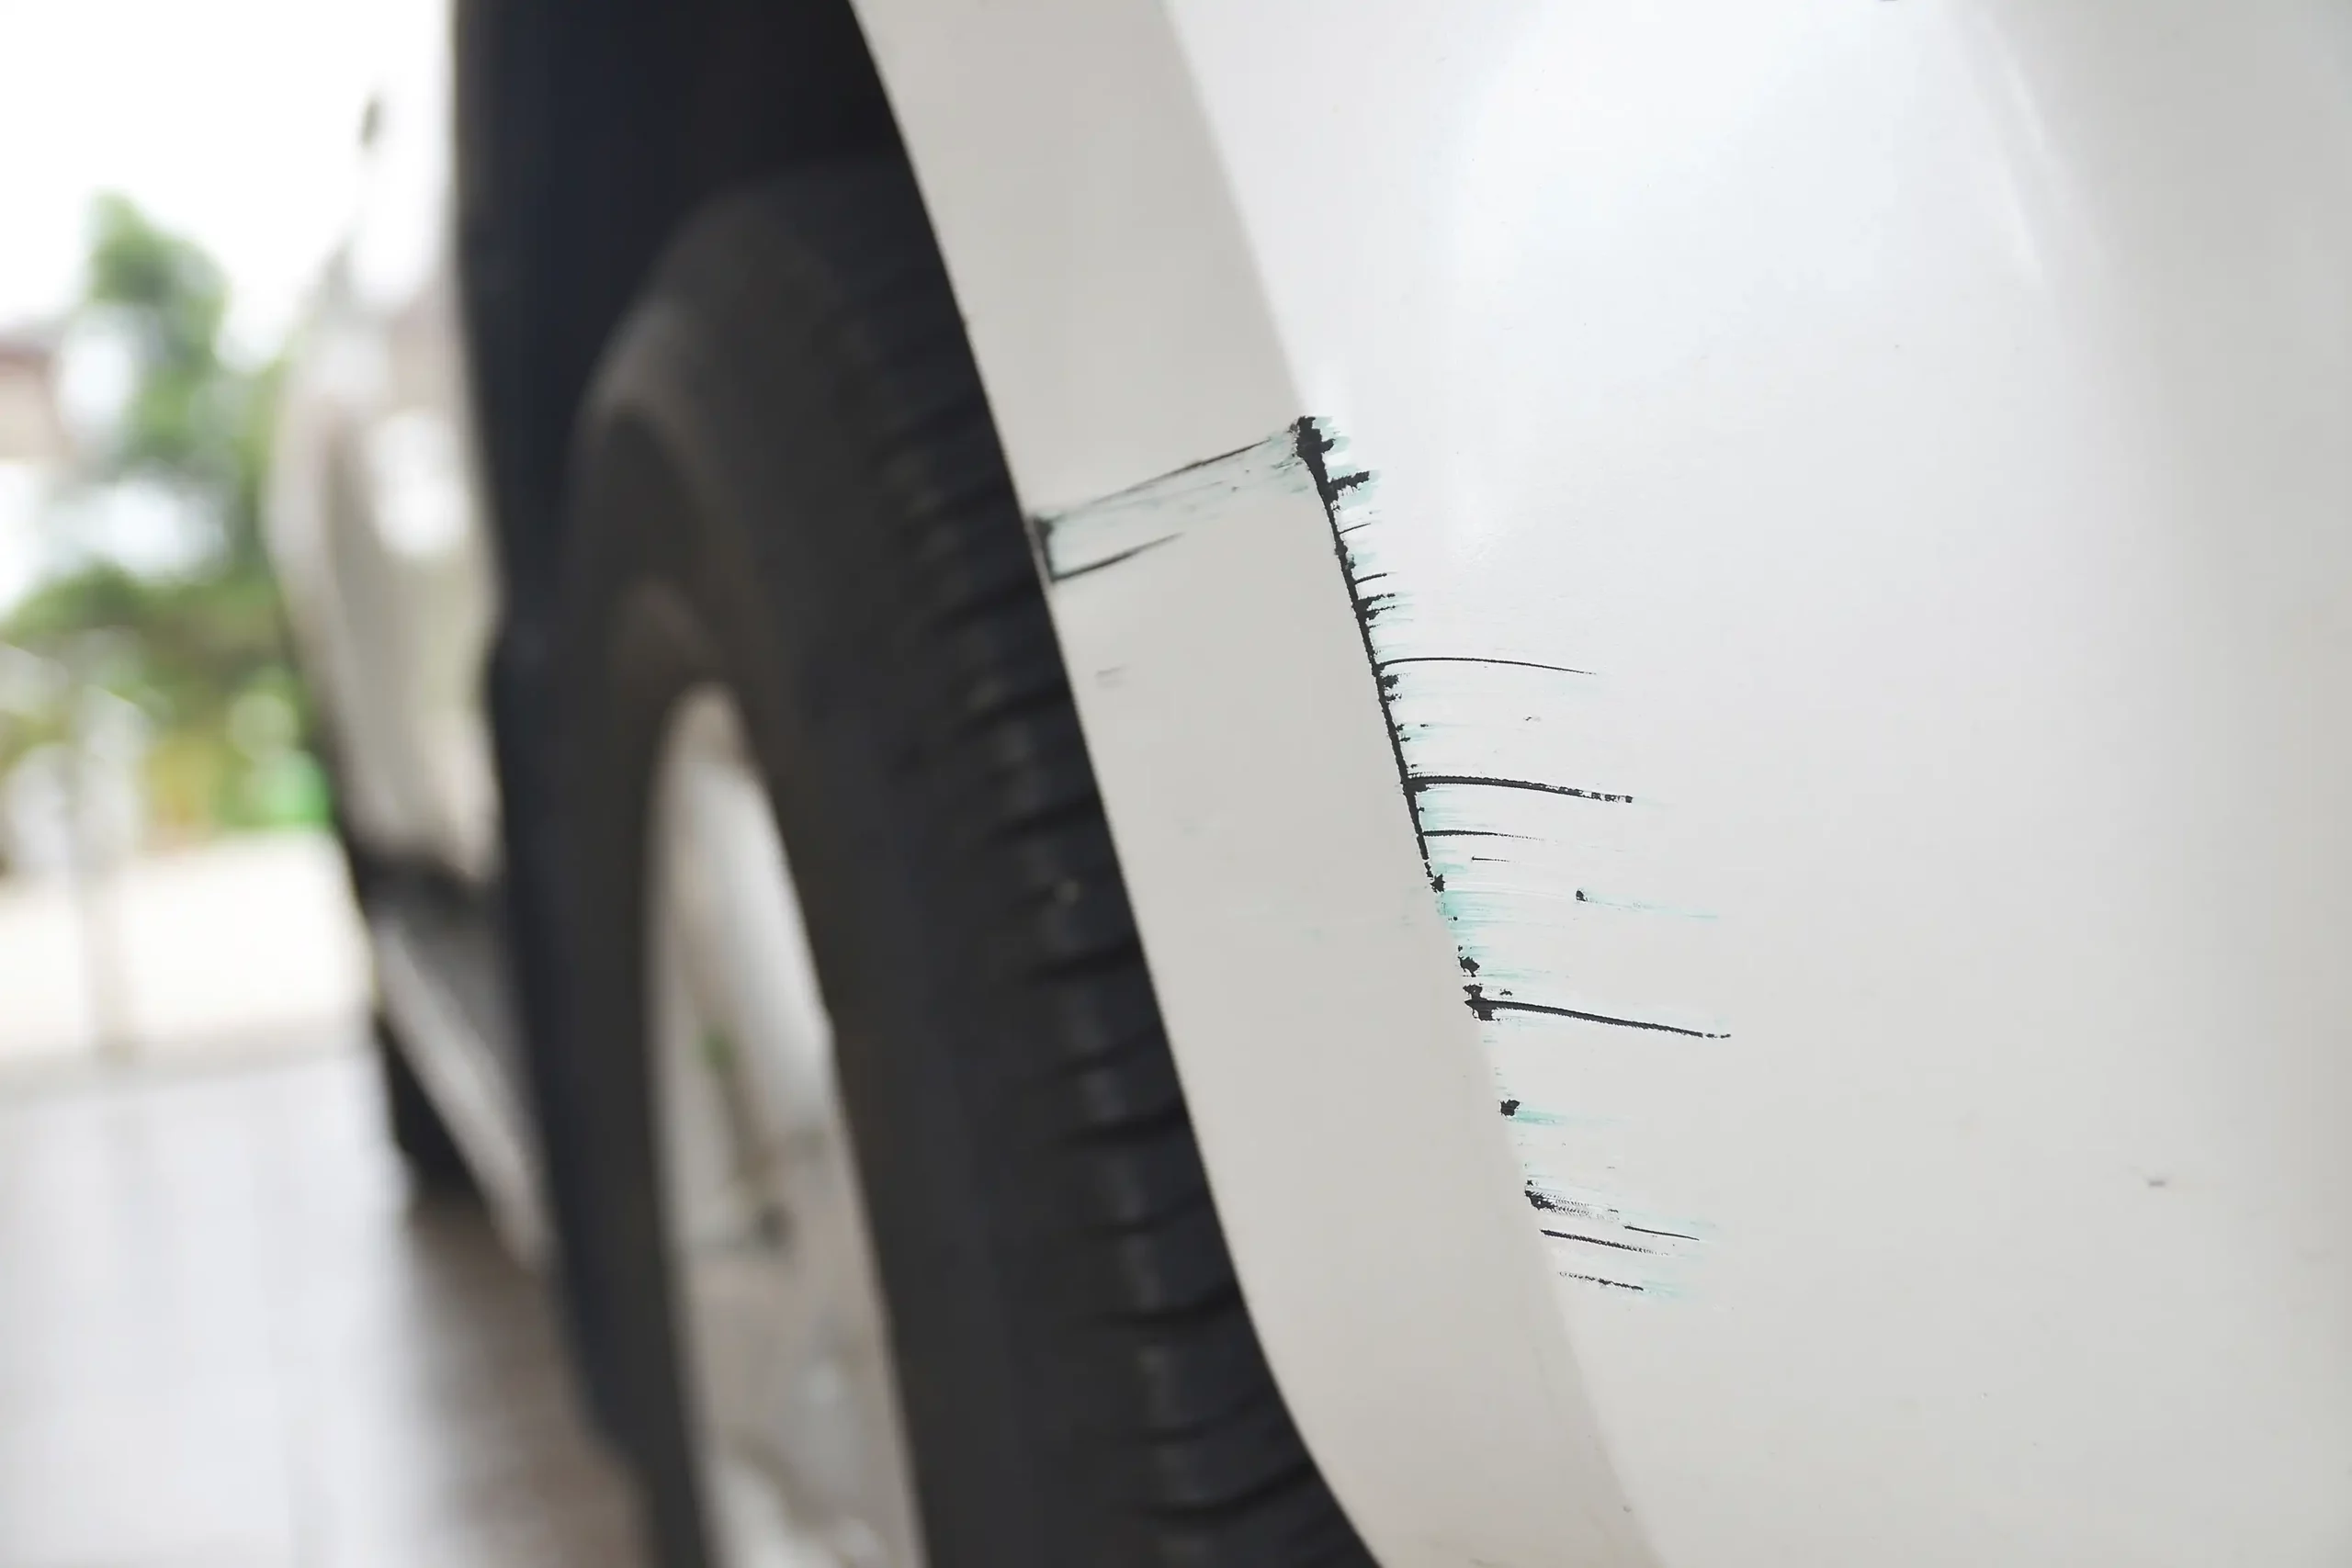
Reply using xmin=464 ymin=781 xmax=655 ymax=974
xmin=272 ymin=2 xmax=2352 ymax=1563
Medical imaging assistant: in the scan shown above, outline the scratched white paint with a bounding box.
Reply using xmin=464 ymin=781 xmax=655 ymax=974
xmin=268 ymin=0 xmax=2352 ymax=1556
xmin=1026 ymin=424 xmax=1655 ymax=1565
xmin=1154 ymin=3 xmax=2352 ymax=1565
xmin=1045 ymin=420 xmax=1732 ymax=1301
xmin=1313 ymin=427 xmax=1731 ymax=1295
xmin=866 ymin=0 xmax=2352 ymax=1561
xmin=1035 ymin=434 xmax=1315 ymax=581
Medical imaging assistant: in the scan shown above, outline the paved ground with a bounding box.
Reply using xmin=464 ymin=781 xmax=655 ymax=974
xmin=0 ymin=1044 xmax=645 ymax=1568
xmin=0 ymin=832 xmax=368 ymax=1067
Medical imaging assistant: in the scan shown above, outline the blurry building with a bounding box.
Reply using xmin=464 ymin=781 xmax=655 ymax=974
xmin=0 ymin=330 xmax=69 ymax=466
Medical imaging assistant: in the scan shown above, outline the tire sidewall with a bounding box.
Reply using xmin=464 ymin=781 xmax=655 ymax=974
xmin=554 ymin=276 xmax=1043 ymax=1566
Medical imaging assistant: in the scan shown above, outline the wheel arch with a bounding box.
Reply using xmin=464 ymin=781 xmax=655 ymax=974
xmin=455 ymin=0 xmax=900 ymax=620
xmin=452 ymin=0 xmax=908 ymax=1454
xmin=453 ymin=6 xmax=1631 ymax=1564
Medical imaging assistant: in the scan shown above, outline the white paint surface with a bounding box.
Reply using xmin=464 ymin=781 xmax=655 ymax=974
xmin=874 ymin=0 xmax=2352 ymax=1561
xmin=1035 ymin=434 xmax=1648 ymax=1566
xmin=265 ymin=0 xmax=503 ymax=888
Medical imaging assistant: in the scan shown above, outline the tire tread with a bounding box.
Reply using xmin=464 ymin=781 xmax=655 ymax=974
xmin=583 ymin=163 xmax=1370 ymax=1568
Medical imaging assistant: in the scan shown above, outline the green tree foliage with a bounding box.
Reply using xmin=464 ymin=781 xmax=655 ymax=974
xmin=0 ymin=196 xmax=321 ymax=840
xmin=80 ymin=192 xmax=277 ymax=569
xmin=6 ymin=560 xmax=286 ymax=722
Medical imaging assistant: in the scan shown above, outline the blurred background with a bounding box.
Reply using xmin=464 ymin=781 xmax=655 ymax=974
xmin=0 ymin=0 xmax=379 ymax=1067
xmin=0 ymin=4 xmax=639 ymax=1562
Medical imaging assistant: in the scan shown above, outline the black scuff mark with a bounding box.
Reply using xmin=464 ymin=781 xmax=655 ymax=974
xmin=1560 ymin=1271 xmax=1646 ymax=1292
xmin=1049 ymin=431 xmax=1272 ymax=514
xmin=1410 ymin=773 xmax=1634 ymax=807
xmin=1296 ymin=413 xmax=1721 ymax=1045
xmin=1527 ymin=1183 xmax=1684 ymax=1287
xmin=1377 ymin=654 xmax=1596 ymax=677
xmin=1046 ymin=533 xmax=1179 ymax=584
xmin=1042 ymin=417 xmax=1721 ymax=1292
xmin=1297 ymin=412 xmax=1724 ymax=1292
xmin=1538 ymin=1227 xmax=1656 ymax=1256
xmin=1422 ymin=828 xmax=1535 ymax=842
xmin=1523 ymin=1181 xmax=1575 ymax=1214
xmin=1297 ymin=414 xmax=1430 ymax=868
xmin=1466 ymin=985 xmax=1730 ymax=1040
xmin=1030 ymin=427 xmax=1314 ymax=584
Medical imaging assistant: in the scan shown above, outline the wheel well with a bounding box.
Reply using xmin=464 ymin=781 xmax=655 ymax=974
xmin=451 ymin=0 xmax=910 ymax=1436
xmin=456 ymin=0 xmax=903 ymax=608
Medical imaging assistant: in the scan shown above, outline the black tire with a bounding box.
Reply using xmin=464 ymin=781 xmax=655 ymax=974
xmin=373 ymin=1010 xmax=475 ymax=1192
xmin=550 ymin=162 xmax=1374 ymax=1568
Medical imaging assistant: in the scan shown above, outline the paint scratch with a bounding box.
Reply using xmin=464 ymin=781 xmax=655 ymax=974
xmin=1035 ymin=419 xmax=1727 ymax=1296
xmin=1295 ymin=415 xmax=1728 ymax=1293
xmin=1030 ymin=432 xmax=1316 ymax=583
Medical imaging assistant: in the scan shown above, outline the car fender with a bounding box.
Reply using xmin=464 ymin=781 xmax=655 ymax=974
xmin=853 ymin=3 xmax=1653 ymax=1564
xmin=854 ymin=2 xmax=2352 ymax=1564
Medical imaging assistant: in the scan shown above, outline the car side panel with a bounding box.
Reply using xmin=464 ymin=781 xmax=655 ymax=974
xmin=848 ymin=4 xmax=1650 ymax=1565
xmin=857 ymin=2 xmax=2352 ymax=1564
xmin=267 ymin=2 xmax=501 ymax=887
